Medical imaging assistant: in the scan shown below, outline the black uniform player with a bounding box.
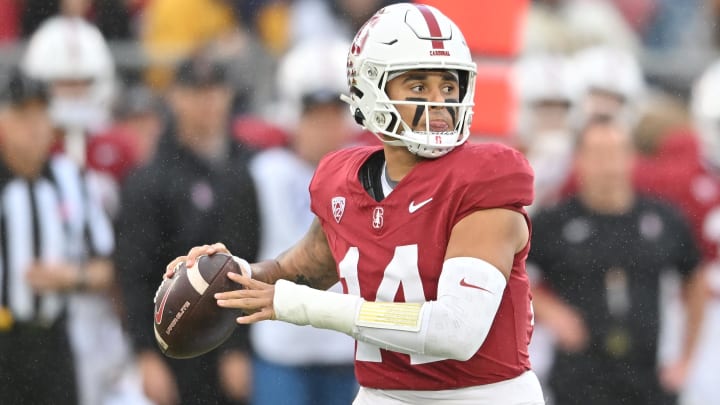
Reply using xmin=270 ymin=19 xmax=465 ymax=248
xmin=529 ymin=118 xmax=701 ymax=405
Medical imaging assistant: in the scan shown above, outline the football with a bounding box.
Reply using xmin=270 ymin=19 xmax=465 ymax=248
xmin=153 ymin=253 xmax=244 ymax=359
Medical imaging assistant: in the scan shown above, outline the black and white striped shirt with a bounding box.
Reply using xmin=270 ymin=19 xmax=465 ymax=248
xmin=0 ymin=155 xmax=113 ymax=324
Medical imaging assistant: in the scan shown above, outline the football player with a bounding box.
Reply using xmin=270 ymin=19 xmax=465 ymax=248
xmin=168 ymin=3 xmax=544 ymax=404
xmin=572 ymin=45 xmax=646 ymax=130
xmin=629 ymin=58 xmax=720 ymax=404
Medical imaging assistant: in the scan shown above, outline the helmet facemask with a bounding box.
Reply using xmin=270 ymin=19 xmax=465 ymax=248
xmin=376 ymin=68 xmax=473 ymax=158
xmin=344 ymin=64 xmax=475 ymax=159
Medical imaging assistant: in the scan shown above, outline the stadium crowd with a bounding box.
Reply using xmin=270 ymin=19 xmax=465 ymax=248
xmin=0 ymin=0 xmax=719 ymax=404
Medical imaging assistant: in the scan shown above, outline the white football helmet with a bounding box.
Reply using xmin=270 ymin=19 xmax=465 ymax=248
xmin=512 ymin=53 xmax=580 ymax=139
xmin=573 ymin=45 xmax=645 ymax=127
xmin=276 ymin=37 xmax=351 ymax=127
xmin=341 ymin=3 xmax=477 ymax=158
xmin=691 ymin=59 xmax=720 ymax=169
xmin=22 ymin=16 xmax=116 ymax=132
xmin=514 ymin=53 xmax=580 ymax=105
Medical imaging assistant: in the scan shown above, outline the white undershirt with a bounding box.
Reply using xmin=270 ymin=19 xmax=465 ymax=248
xmin=380 ymin=162 xmax=396 ymax=197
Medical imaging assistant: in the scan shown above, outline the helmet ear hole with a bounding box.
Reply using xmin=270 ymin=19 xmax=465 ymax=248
xmin=386 ymin=112 xmax=398 ymax=132
xmin=353 ymin=108 xmax=365 ymax=125
xmin=458 ymin=71 xmax=469 ymax=101
xmin=351 ymin=87 xmax=364 ymax=98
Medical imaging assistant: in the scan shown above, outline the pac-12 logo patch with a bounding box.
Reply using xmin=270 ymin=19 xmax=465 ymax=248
xmin=332 ymin=196 xmax=346 ymax=223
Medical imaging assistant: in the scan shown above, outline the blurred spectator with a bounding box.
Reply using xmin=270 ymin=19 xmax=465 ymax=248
xmin=248 ymin=38 xmax=358 ymax=405
xmin=226 ymin=0 xmax=292 ymax=56
xmin=141 ymin=0 xmax=276 ymax=113
xmin=0 ymin=67 xmax=116 ymax=404
xmin=641 ymin=0 xmax=701 ymax=50
xmin=289 ymin=0 xmax=401 ymax=46
xmin=141 ymin=0 xmax=237 ymax=88
xmin=115 ymin=53 xmax=260 ymax=405
xmin=22 ymin=0 xmax=133 ymax=40
xmin=205 ymin=25 xmax=276 ymax=116
xmin=522 ymin=0 xmax=640 ymax=55
xmin=529 ymin=118 xmax=705 ymax=405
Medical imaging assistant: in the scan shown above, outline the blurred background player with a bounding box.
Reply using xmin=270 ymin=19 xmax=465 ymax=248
xmin=512 ymin=52 xmax=580 ymax=213
xmin=21 ymin=11 xmax=137 ymax=214
xmin=115 ymin=53 xmax=260 ymax=405
xmin=19 ymin=13 xmax=146 ymax=405
xmin=628 ymin=58 xmax=720 ymax=404
xmin=22 ymin=14 xmax=116 ymax=161
xmin=248 ymin=37 xmax=359 ymax=405
xmin=572 ymin=45 xmax=647 ymax=129
xmin=529 ymin=117 xmax=705 ymax=405
xmin=0 ymin=67 xmax=117 ymax=404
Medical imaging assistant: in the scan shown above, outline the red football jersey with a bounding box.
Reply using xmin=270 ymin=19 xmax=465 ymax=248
xmin=309 ymin=142 xmax=535 ymax=390
xmin=634 ymin=132 xmax=720 ymax=261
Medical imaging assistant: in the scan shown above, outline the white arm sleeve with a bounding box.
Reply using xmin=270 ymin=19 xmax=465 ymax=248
xmin=273 ymin=257 xmax=507 ymax=361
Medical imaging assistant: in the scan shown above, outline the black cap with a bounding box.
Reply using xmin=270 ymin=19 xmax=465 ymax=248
xmin=0 ymin=67 xmax=49 ymax=106
xmin=173 ymin=55 xmax=228 ymax=87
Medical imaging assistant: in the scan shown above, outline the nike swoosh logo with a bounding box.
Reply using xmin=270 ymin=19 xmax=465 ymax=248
xmin=155 ymin=282 xmax=173 ymax=325
xmin=459 ymin=278 xmax=493 ymax=293
xmin=409 ymin=198 xmax=433 ymax=214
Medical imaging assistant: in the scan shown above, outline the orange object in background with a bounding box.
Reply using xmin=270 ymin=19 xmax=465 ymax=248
xmin=420 ymin=0 xmax=528 ymax=56
xmin=418 ymin=0 xmax=528 ymax=137
xmin=472 ymin=63 xmax=517 ymax=137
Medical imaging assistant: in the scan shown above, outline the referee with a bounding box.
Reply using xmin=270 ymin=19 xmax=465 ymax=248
xmin=0 ymin=68 xmax=115 ymax=404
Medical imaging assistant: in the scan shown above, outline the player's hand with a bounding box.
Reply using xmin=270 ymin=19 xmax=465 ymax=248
xmin=164 ymin=242 xmax=231 ymax=279
xmin=25 ymin=261 xmax=81 ymax=292
xmin=215 ymin=272 xmax=275 ymax=323
xmin=659 ymin=357 xmax=690 ymax=393
xmin=547 ymin=304 xmax=589 ymax=353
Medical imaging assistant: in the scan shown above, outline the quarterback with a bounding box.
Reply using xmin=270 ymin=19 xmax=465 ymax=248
xmin=169 ymin=3 xmax=545 ymax=404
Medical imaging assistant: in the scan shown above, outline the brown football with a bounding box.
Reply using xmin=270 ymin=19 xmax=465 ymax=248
xmin=153 ymin=253 xmax=243 ymax=359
